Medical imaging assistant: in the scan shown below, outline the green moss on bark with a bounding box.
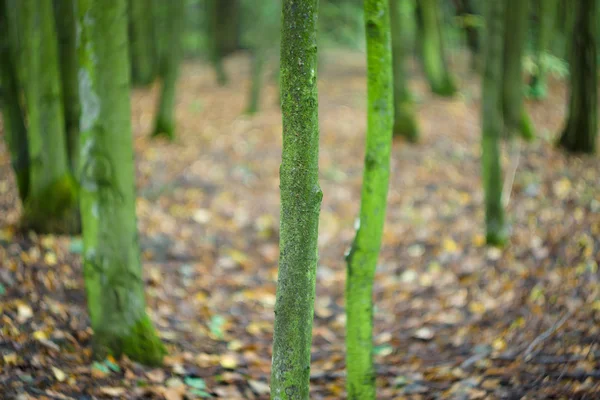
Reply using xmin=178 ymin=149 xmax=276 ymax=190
xmin=77 ymin=0 xmax=165 ymax=366
xmin=346 ymin=0 xmax=393 ymax=398
xmin=481 ymin=0 xmax=507 ymax=247
xmin=270 ymin=1 xmax=321 ymax=399
xmin=390 ymin=0 xmax=418 ymax=142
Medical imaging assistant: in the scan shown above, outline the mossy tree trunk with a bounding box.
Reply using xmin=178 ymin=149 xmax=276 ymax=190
xmin=528 ymin=0 xmax=558 ymax=99
xmin=53 ymin=0 xmax=81 ymax=175
xmin=558 ymin=0 xmax=597 ymax=154
xmin=454 ymin=0 xmax=481 ymax=70
xmin=128 ymin=0 xmax=156 ymax=86
xmin=346 ymin=0 xmax=393 ymax=398
xmin=17 ymin=0 xmax=78 ymax=233
xmin=151 ymin=0 xmax=184 ymax=140
xmin=390 ymin=0 xmax=418 ymax=142
xmin=0 ymin=0 xmax=29 ymax=201
xmin=481 ymin=0 xmax=506 ymax=246
xmin=76 ymin=0 xmax=165 ymax=366
xmin=270 ymin=0 xmax=322 ymax=398
xmin=502 ymin=0 xmax=534 ymax=141
xmin=417 ymin=0 xmax=457 ymax=96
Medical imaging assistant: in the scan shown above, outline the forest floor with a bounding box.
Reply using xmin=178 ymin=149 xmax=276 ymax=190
xmin=0 ymin=50 xmax=599 ymax=399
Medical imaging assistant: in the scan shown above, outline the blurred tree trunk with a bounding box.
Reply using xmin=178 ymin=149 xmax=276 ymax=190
xmin=346 ymin=0 xmax=393 ymax=398
xmin=502 ymin=0 xmax=534 ymax=141
xmin=152 ymin=0 xmax=184 ymax=140
xmin=17 ymin=0 xmax=78 ymax=233
xmin=528 ymin=0 xmax=558 ymax=99
xmin=454 ymin=0 xmax=480 ymax=70
xmin=390 ymin=0 xmax=418 ymax=141
xmin=128 ymin=0 xmax=156 ymax=86
xmin=270 ymin=0 xmax=321 ymax=398
xmin=417 ymin=0 xmax=457 ymax=96
xmin=207 ymin=0 xmax=240 ymax=85
xmin=76 ymin=0 xmax=166 ymax=365
xmin=53 ymin=0 xmax=80 ymax=174
xmin=558 ymin=0 xmax=597 ymax=154
xmin=481 ymin=0 xmax=506 ymax=246
xmin=0 ymin=0 xmax=29 ymax=200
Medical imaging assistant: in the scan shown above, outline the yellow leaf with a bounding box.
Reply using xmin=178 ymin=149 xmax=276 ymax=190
xmin=469 ymin=301 xmax=486 ymax=315
xmin=492 ymin=337 xmax=506 ymax=351
xmin=33 ymin=330 xmax=48 ymax=341
xmin=3 ymin=353 xmax=17 ymax=365
xmin=44 ymin=252 xmax=58 ymax=266
xmin=443 ymin=238 xmax=459 ymax=253
xmin=52 ymin=366 xmax=67 ymax=382
xmin=220 ymin=353 xmax=238 ymax=369
xmin=17 ymin=303 xmax=33 ymax=322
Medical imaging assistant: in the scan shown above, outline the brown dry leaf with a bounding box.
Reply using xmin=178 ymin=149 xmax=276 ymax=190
xmin=99 ymin=387 xmax=126 ymax=396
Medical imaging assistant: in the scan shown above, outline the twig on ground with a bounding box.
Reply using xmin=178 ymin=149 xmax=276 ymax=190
xmin=524 ymin=311 xmax=573 ymax=362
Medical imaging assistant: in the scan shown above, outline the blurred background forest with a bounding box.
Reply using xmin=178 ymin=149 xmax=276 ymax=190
xmin=0 ymin=0 xmax=599 ymax=399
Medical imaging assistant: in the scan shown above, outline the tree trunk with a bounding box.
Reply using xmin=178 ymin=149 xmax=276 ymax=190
xmin=454 ymin=0 xmax=481 ymax=70
xmin=558 ymin=0 xmax=597 ymax=153
xmin=53 ymin=0 xmax=80 ymax=174
xmin=390 ymin=0 xmax=418 ymax=142
xmin=346 ymin=0 xmax=393 ymax=398
xmin=502 ymin=0 xmax=534 ymax=141
xmin=417 ymin=0 xmax=457 ymax=96
xmin=76 ymin=0 xmax=165 ymax=365
xmin=270 ymin=0 xmax=321 ymax=398
xmin=152 ymin=0 xmax=184 ymax=140
xmin=17 ymin=0 xmax=78 ymax=234
xmin=481 ymin=0 xmax=506 ymax=246
xmin=528 ymin=0 xmax=558 ymax=99
xmin=0 ymin=0 xmax=29 ymax=201
xmin=207 ymin=0 xmax=238 ymax=85
xmin=128 ymin=0 xmax=156 ymax=86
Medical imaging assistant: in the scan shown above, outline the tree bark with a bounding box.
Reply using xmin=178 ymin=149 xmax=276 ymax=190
xmin=417 ymin=0 xmax=457 ymax=96
xmin=128 ymin=0 xmax=156 ymax=86
xmin=558 ymin=0 xmax=597 ymax=154
xmin=346 ymin=0 xmax=393 ymax=398
xmin=207 ymin=0 xmax=239 ymax=85
xmin=17 ymin=0 xmax=78 ymax=234
xmin=152 ymin=0 xmax=184 ymax=140
xmin=502 ymin=0 xmax=534 ymax=141
xmin=454 ymin=0 xmax=481 ymax=70
xmin=528 ymin=0 xmax=558 ymax=99
xmin=0 ymin=0 xmax=29 ymax=201
xmin=481 ymin=0 xmax=507 ymax=246
xmin=390 ymin=0 xmax=418 ymax=142
xmin=76 ymin=0 xmax=165 ymax=365
xmin=270 ymin=0 xmax=321 ymax=398
xmin=53 ymin=0 xmax=81 ymax=174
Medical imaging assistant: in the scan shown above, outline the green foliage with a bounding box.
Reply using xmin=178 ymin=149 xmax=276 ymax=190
xmin=523 ymin=52 xmax=569 ymax=80
xmin=319 ymin=0 xmax=365 ymax=49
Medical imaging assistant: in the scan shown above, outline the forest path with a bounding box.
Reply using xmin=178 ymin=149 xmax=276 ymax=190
xmin=0 ymin=51 xmax=599 ymax=398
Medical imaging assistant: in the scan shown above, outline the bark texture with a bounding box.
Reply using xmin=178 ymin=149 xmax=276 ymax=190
xmin=390 ymin=0 xmax=418 ymax=141
xmin=558 ymin=0 xmax=597 ymax=153
xmin=270 ymin=0 xmax=322 ymax=398
xmin=346 ymin=0 xmax=393 ymax=398
xmin=417 ymin=0 xmax=457 ymax=96
xmin=152 ymin=0 xmax=184 ymax=140
xmin=502 ymin=0 xmax=534 ymax=141
xmin=481 ymin=0 xmax=507 ymax=246
xmin=76 ymin=0 xmax=165 ymax=365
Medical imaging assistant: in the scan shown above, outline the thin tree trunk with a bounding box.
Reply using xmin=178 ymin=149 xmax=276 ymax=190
xmin=481 ymin=0 xmax=507 ymax=246
xmin=0 ymin=0 xmax=29 ymax=201
xmin=270 ymin=0 xmax=321 ymax=398
xmin=558 ymin=0 xmax=597 ymax=153
xmin=152 ymin=0 xmax=184 ymax=140
xmin=246 ymin=50 xmax=265 ymax=115
xmin=417 ymin=0 xmax=457 ymax=96
xmin=53 ymin=0 xmax=80 ymax=175
xmin=390 ymin=0 xmax=418 ymax=142
xmin=76 ymin=0 xmax=165 ymax=365
xmin=454 ymin=0 xmax=480 ymax=70
xmin=17 ymin=0 xmax=78 ymax=233
xmin=528 ymin=0 xmax=558 ymax=99
xmin=346 ymin=0 xmax=393 ymax=398
xmin=128 ymin=0 xmax=156 ymax=86
xmin=207 ymin=0 xmax=229 ymax=85
xmin=502 ymin=0 xmax=534 ymax=141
